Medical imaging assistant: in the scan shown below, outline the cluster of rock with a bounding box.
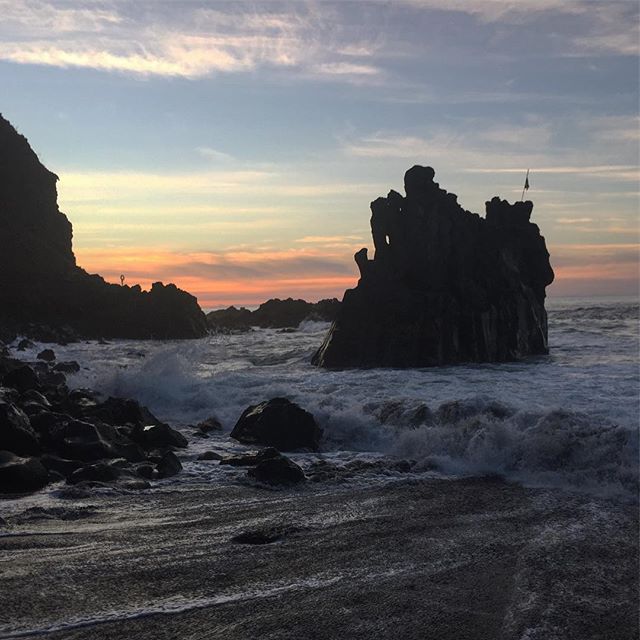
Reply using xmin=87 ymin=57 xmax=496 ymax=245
xmin=0 ymin=345 xmax=187 ymax=494
xmin=207 ymin=298 xmax=340 ymax=332
xmin=0 ymin=115 xmax=207 ymax=341
xmin=313 ymin=165 xmax=554 ymax=368
xmin=199 ymin=397 xmax=323 ymax=486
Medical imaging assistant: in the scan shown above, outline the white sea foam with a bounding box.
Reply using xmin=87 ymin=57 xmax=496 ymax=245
xmin=10 ymin=297 xmax=639 ymax=499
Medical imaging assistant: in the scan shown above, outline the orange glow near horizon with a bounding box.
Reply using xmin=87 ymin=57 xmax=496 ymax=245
xmin=74 ymin=241 xmax=639 ymax=309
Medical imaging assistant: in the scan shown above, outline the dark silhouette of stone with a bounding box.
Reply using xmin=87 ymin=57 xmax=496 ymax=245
xmin=3 ymin=365 xmax=40 ymax=393
xmin=0 ymin=114 xmax=207 ymax=340
xmin=67 ymin=461 xmax=121 ymax=485
xmin=220 ymin=447 xmax=281 ymax=466
xmin=247 ymin=455 xmax=306 ymax=486
xmin=134 ymin=423 xmax=188 ymax=450
xmin=156 ymin=451 xmax=182 ymax=478
xmin=230 ymin=398 xmax=322 ymax=451
xmin=0 ymin=450 xmax=49 ymax=493
xmin=207 ymin=298 xmax=340 ymax=331
xmin=197 ymin=416 xmax=222 ymax=433
xmin=313 ymin=166 xmax=554 ymax=368
xmin=0 ymin=402 xmax=40 ymax=455
xmin=37 ymin=349 xmax=55 ymax=362
xmin=53 ymin=361 xmax=80 ymax=374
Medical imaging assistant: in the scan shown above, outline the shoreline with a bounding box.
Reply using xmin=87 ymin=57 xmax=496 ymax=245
xmin=1 ymin=476 xmax=638 ymax=639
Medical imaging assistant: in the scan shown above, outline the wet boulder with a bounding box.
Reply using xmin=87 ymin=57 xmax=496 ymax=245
xmin=39 ymin=454 xmax=83 ymax=479
xmin=37 ymin=349 xmax=56 ymax=362
xmin=0 ymin=402 xmax=40 ymax=455
xmin=3 ymin=365 xmax=40 ymax=393
xmin=0 ymin=450 xmax=49 ymax=493
xmin=53 ymin=361 xmax=80 ymax=374
xmin=197 ymin=416 xmax=222 ymax=433
xmin=156 ymin=451 xmax=182 ymax=478
xmin=67 ymin=461 xmax=122 ymax=485
xmin=230 ymin=398 xmax=322 ymax=451
xmin=135 ymin=423 xmax=188 ymax=450
xmin=247 ymin=454 xmax=306 ymax=486
xmin=220 ymin=447 xmax=281 ymax=466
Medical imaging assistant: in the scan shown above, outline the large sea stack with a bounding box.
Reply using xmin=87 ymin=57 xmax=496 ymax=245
xmin=0 ymin=115 xmax=207 ymax=340
xmin=313 ymin=165 xmax=554 ymax=368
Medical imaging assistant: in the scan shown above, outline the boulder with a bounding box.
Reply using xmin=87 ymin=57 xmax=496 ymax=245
xmin=3 ymin=365 xmax=40 ymax=393
xmin=135 ymin=423 xmax=188 ymax=450
xmin=312 ymin=166 xmax=554 ymax=368
xmin=207 ymin=298 xmax=340 ymax=331
xmin=0 ymin=114 xmax=208 ymax=340
xmin=53 ymin=361 xmax=80 ymax=374
xmin=197 ymin=416 xmax=222 ymax=433
xmin=156 ymin=451 xmax=182 ymax=478
xmin=247 ymin=455 xmax=306 ymax=486
xmin=230 ymin=398 xmax=322 ymax=451
xmin=220 ymin=447 xmax=281 ymax=466
xmin=37 ymin=349 xmax=56 ymax=362
xmin=67 ymin=461 xmax=121 ymax=485
xmin=0 ymin=450 xmax=49 ymax=493
xmin=0 ymin=402 xmax=40 ymax=455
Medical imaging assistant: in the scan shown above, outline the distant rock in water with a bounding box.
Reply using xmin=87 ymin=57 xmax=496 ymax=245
xmin=0 ymin=114 xmax=207 ymax=340
xmin=313 ymin=165 xmax=554 ymax=368
xmin=207 ymin=297 xmax=340 ymax=331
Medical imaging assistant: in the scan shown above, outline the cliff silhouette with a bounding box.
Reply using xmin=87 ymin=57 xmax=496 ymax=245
xmin=313 ymin=165 xmax=554 ymax=368
xmin=0 ymin=115 xmax=207 ymax=340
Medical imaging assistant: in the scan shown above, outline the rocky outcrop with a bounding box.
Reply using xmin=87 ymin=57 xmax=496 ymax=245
xmin=313 ymin=165 xmax=554 ymax=368
xmin=0 ymin=114 xmax=207 ymax=340
xmin=0 ymin=352 xmax=187 ymax=493
xmin=230 ymin=398 xmax=323 ymax=451
xmin=207 ymin=298 xmax=340 ymax=331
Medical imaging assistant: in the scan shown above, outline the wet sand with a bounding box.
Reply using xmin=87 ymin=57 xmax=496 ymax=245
xmin=1 ymin=477 xmax=638 ymax=640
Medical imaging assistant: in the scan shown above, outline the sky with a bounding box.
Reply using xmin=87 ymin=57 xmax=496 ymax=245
xmin=1 ymin=0 xmax=638 ymax=308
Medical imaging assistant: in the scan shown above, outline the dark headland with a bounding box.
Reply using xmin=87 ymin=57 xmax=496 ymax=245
xmin=313 ymin=165 xmax=554 ymax=368
xmin=0 ymin=115 xmax=207 ymax=342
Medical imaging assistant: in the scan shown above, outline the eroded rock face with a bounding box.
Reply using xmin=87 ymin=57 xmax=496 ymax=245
xmin=0 ymin=114 xmax=207 ymax=340
xmin=313 ymin=166 xmax=554 ymax=368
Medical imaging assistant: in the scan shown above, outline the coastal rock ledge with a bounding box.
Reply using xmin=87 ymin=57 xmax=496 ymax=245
xmin=312 ymin=165 xmax=554 ymax=369
xmin=0 ymin=115 xmax=207 ymax=340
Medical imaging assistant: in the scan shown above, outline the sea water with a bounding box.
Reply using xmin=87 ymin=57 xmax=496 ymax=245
xmin=10 ymin=296 xmax=639 ymax=500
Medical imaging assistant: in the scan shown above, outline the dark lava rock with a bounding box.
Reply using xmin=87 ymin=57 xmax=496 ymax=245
xmin=21 ymin=389 xmax=51 ymax=408
xmin=3 ymin=365 xmax=40 ymax=393
xmin=247 ymin=455 xmax=306 ymax=486
xmin=136 ymin=423 xmax=188 ymax=450
xmin=197 ymin=416 xmax=222 ymax=433
xmin=16 ymin=339 xmax=34 ymax=351
xmin=53 ymin=361 xmax=80 ymax=374
xmin=0 ymin=402 xmax=40 ymax=455
xmin=0 ymin=450 xmax=48 ymax=493
xmin=220 ymin=447 xmax=281 ymax=466
xmin=156 ymin=451 xmax=182 ymax=478
xmin=312 ymin=166 xmax=554 ymax=369
xmin=231 ymin=526 xmax=297 ymax=545
xmin=84 ymin=396 xmax=160 ymax=428
xmin=230 ymin=398 xmax=322 ymax=452
xmin=67 ymin=461 xmax=121 ymax=485
xmin=40 ymin=454 xmax=83 ymax=478
xmin=207 ymin=298 xmax=340 ymax=331
xmin=0 ymin=114 xmax=207 ymax=340
xmin=37 ymin=349 xmax=56 ymax=362
xmin=197 ymin=451 xmax=224 ymax=461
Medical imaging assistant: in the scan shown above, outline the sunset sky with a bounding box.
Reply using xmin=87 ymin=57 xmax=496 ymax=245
xmin=1 ymin=0 xmax=638 ymax=308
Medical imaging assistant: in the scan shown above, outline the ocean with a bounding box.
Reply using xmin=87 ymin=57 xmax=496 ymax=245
xmin=8 ymin=295 xmax=639 ymax=500
xmin=1 ymin=295 xmax=638 ymax=640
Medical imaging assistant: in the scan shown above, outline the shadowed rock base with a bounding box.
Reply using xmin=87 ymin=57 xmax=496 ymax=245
xmin=313 ymin=166 xmax=554 ymax=368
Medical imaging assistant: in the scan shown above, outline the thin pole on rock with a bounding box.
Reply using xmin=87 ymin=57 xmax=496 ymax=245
xmin=520 ymin=169 xmax=530 ymax=201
